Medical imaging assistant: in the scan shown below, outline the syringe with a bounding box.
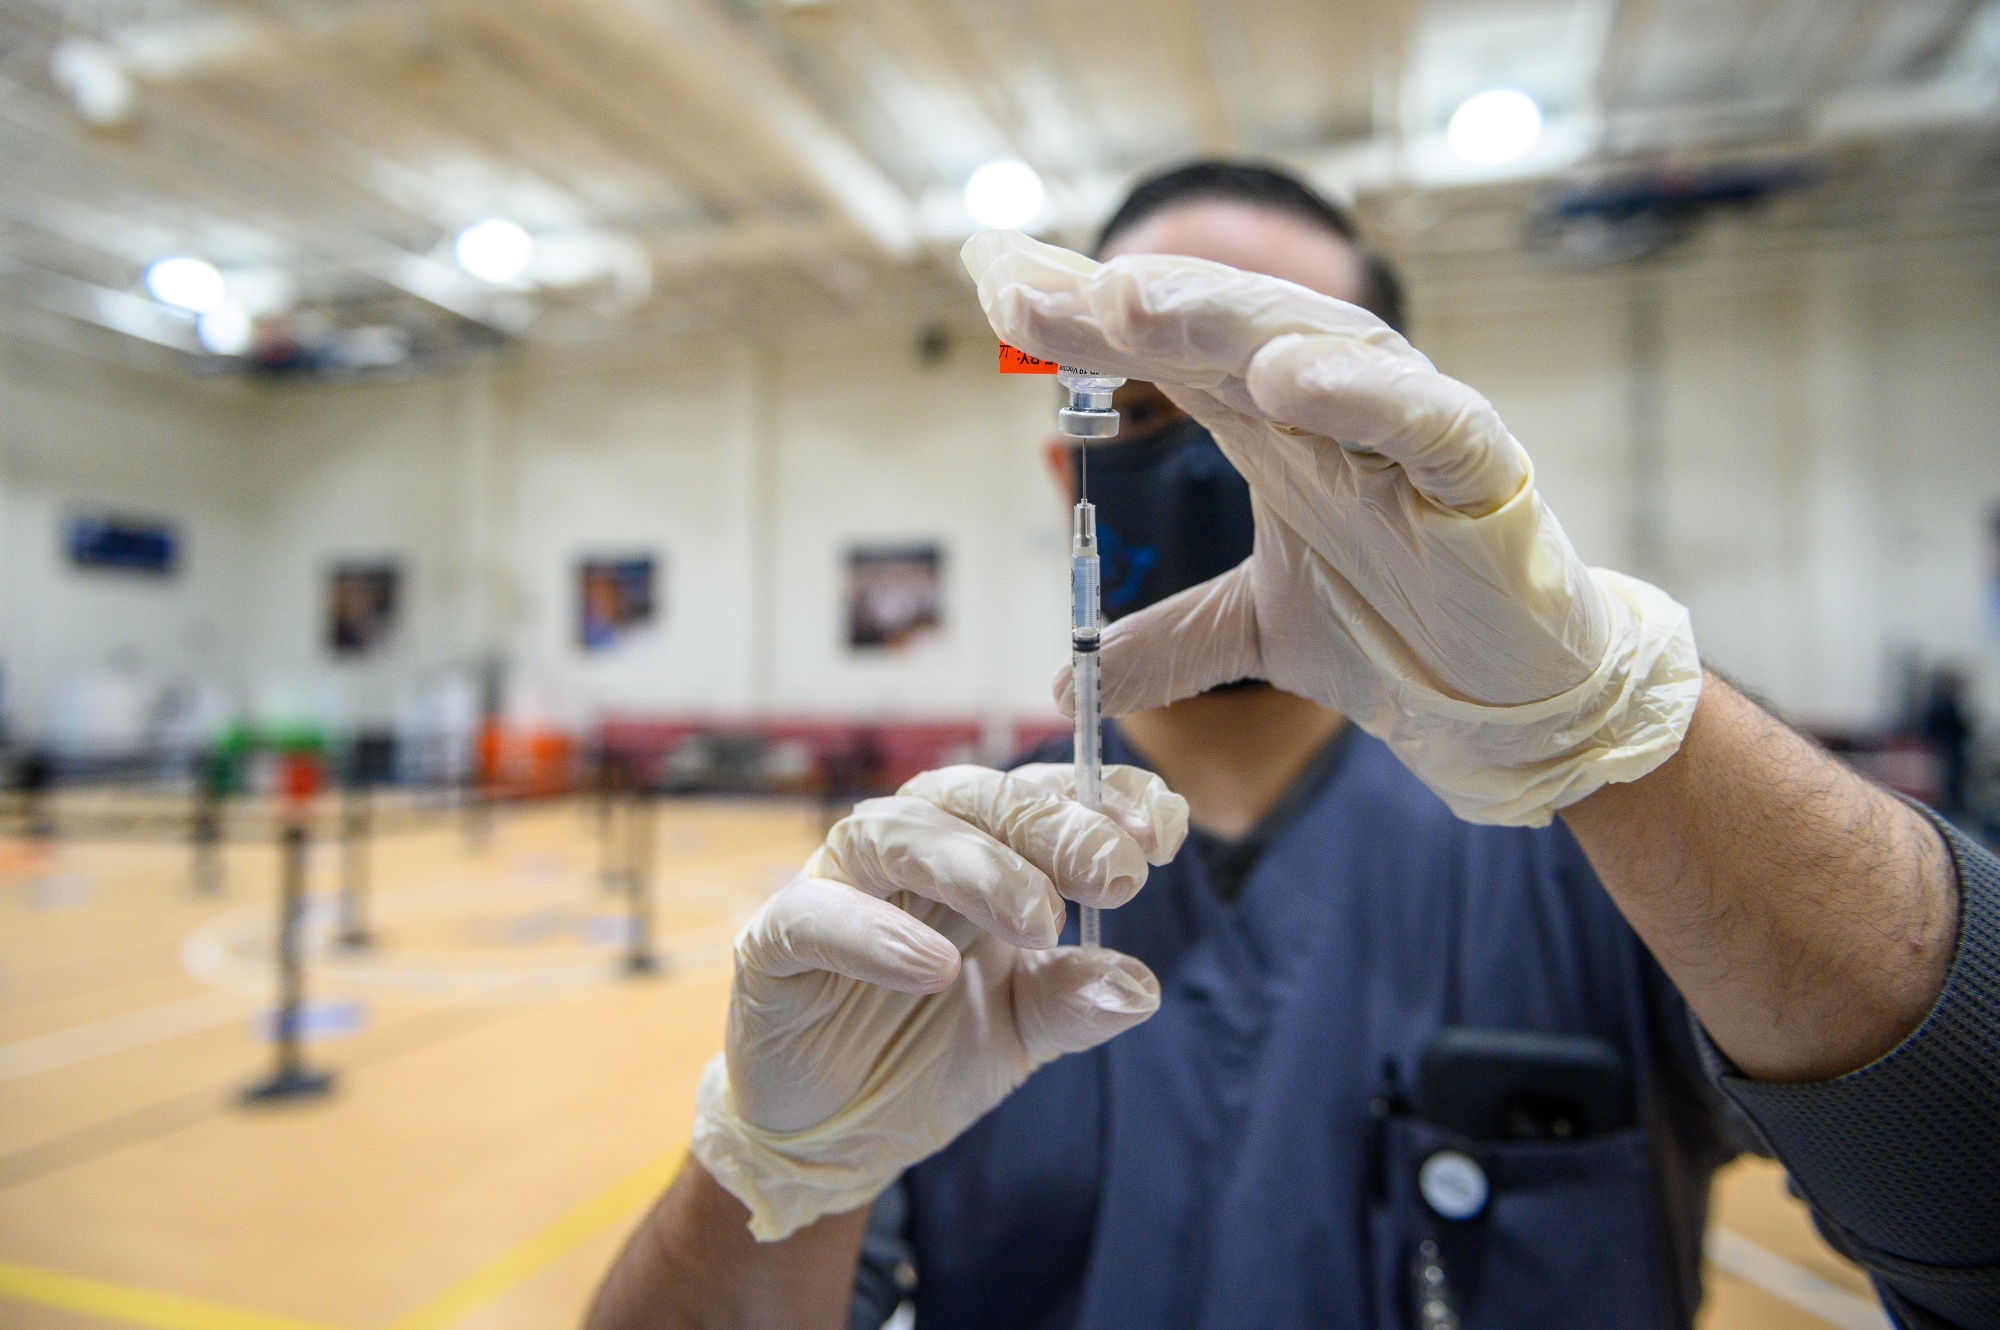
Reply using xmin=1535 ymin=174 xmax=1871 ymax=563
xmin=1057 ymin=366 xmax=1124 ymax=949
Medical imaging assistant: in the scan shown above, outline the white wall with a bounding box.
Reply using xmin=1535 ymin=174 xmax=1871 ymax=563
xmin=0 ymin=338 xmax=254 ymax=751
xmin=762 ymin=325 xmax=1064 ymax=721
xmin=502 ymin=343 xmax=760 ymax=718
xmin=1414 ymin=225 xmax=2000 ymax=727
xmin=6 ymin=220 xmax=1998 ymax=745
xmin=229 ymin=320 xmax=1064 ymax=734
xmin=236 ymin=371 xmax=504 ymax=731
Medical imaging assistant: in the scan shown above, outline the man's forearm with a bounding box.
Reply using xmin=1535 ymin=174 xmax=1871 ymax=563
xmin=586 ymin=1158 xmax=868 ymax=1330
xmin=1561 ymin=673 xmax=1959 ymax=1083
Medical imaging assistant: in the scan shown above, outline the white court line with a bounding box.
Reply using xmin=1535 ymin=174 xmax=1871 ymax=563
xmin=0 ymin=990 xmax=248 ymax=1083
xmin=1708 ymin=1228 xmax=1891 ymax=1330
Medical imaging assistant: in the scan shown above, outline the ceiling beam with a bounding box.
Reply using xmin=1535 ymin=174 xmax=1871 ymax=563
xmin=0 ymin=66 xmax=528 ymax=334
xmin=0 ymin=256 xmax=202 ymax=352
xmin=1788 ymin=2 xmax=1889 ymax=109
xmin=611 ymin=0 xmax=918 ymax=260
xmin=1593 ymin=0 xmax=1655 ymax=124
xmin=1160 ymin=0 xmax=1235 ymax=154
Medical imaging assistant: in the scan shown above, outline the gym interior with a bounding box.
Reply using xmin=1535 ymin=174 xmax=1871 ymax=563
xmin=3 ymin=2 xmax=1999 ymax=1328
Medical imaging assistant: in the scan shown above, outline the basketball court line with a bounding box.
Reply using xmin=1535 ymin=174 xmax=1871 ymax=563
xmin=0 ymin=1172 xmax=1888 ymax=1330
xmin=0 ymin=991 xmax=248 ymax=1083
xmin=1706 ymin=1228 xmax=1892 ymax=1330
xmin=0 ymin=1004 xmax=527 ymax=1192
xmin=0 ymin=1146 xmax=684 ymax=1330
xmin=382 ymin=1145 xmax=683 ymax=1330
xmin=0 ymin=1262 xmax=345 ymax=1330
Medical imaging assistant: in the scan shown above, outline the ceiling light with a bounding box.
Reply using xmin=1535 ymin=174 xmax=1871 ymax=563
xmin=144 ymin=256 xmax=227 ymax=313
xmin=48 ymin=39 xmax=134 ymax=126
xmin=1446 ymin=88 xmax=1543 ymax=166
xmin=454 ymin=218 xmax=534 ymax=284
xmin=964 ymin=160 xmax=1046 ymax=230
xmin=196 ymin=305 xmax=253 ymax=355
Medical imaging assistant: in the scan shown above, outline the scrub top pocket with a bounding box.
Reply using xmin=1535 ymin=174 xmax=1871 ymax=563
xmin=1370 ymin=1115 xmax=1665 ymax=1330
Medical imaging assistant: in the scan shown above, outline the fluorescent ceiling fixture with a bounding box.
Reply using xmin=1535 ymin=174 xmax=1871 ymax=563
xmin=964 ymin=160 xmax=1046 ymax=230
xmin=144 ymin=256 xmax=227 ymax=313
xmin=48 ymin=39 xmax=134 ymax=125
xmin=1446 ymin=88 xmax=1543 ymax=166
xmin=196 ymin=305 xmax=253 ymax=355
xmin=455 ymin=218 xmax=534 ymax=283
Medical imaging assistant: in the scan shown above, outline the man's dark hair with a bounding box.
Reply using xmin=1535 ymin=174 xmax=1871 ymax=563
xmin=1095 ymin=160 xmax=1406 ymax=334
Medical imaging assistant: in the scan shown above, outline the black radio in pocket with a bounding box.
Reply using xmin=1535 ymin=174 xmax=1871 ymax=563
xmin=1415 ymin=1027 xmax=1635 ymax=1143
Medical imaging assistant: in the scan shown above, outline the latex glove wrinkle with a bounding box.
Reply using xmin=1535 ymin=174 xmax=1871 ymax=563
xmin=964 ymin=229 xmax=1701 ymax=827
xmin=692 ymin=762 xmax=1185 ymax=1241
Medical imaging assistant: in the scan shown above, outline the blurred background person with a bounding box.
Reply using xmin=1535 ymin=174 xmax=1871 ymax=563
xmin=1922 ymin=664 xmax=1978 ymax=822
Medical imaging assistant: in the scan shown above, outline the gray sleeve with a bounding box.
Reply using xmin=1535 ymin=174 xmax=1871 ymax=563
xmin=1691 ymin=811 xmax=2000 ymax=1330
xmin=848 ymin=1178 xmax=915 ymax=1330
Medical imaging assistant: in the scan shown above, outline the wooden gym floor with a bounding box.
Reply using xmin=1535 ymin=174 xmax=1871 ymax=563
xmin=0 ymin=796 xmax=1886 ymax=1329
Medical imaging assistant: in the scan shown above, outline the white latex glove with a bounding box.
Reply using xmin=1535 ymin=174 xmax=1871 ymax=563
xmin=963 ymin=229 xmax=1702 ymax=827
xmin=691 ymin=762 xmax=1188 ymax=1241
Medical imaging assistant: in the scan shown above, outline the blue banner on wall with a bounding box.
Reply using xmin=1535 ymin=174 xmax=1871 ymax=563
xmin=66 ymin=512 xmax=180 ymax=575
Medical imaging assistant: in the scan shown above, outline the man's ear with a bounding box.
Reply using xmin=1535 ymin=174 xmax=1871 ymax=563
xmin=1042 ymin=439 xmax=1076 ymax=504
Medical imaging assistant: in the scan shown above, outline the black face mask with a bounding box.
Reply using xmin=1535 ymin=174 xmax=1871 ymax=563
xmin=1069 ymin=416 xmax=1255 ymax=621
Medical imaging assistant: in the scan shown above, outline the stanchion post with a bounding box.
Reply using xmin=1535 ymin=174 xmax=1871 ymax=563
xmin=192 ymin=761 xmax=224 ymax=896
xmin=465 ymin=719 xmax=499 ymax=855
xmin=622 ymin=783 xmax=659 ymax=975
xmin=243 ymin=810 xmax=334 ymax=1103
xmin=599 ymin=758 xmax=624 ymax=894
xmin=336 ymin=782 xmax=373 ymax=949
xmin=463 ymin=770 xmax=495 ymax=855
xmin=19 ymin=747 xmax=54 ymax=839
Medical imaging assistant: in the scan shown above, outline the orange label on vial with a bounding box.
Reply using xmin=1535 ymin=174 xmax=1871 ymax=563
xmin=998 ymin=343 xmax=1057 ymax=375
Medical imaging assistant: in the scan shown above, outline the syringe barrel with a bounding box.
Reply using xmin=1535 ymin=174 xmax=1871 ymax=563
xmin=1071 ymin=501 xmax=1106 ymax=951
xmin=1071 ymin=505 xmax=1103 ymax=811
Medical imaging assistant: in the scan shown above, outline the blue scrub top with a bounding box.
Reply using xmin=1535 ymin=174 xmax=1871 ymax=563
xmin=861 ymin=724 xmax=1739 ymax=1330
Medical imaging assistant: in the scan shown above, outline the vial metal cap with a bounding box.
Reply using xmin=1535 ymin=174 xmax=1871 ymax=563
xmin=1059 ymin=406 xmax=1120 ymax=438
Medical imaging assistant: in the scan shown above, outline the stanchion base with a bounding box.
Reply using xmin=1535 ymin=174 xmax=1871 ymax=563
xmin=241 ymin=1066 xmax=336 ymax=1104
xmin=622 ymin=952 xmax=663 ymax=976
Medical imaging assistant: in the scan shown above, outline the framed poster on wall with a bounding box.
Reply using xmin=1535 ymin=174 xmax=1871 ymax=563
xmin=846 ymin=543 xmax=943 ymax=652
xmin=328 ymin=561 xmax=400 ymax=657
xmin=578 ymin=555 xmax=658 ymax=652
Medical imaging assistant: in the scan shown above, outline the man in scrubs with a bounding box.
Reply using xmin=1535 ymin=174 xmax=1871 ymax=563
xmin=588 ymin=164 xmax=1999 ymax=1330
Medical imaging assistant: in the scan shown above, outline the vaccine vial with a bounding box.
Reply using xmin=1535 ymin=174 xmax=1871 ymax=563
xmin=1057 ymin=367 xmax=1124 ymax=438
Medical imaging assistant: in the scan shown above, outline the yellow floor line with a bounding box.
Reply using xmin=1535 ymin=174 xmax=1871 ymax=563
xmin=384 ymin=1146 xmax=685 ymax=1330
xmin=0 ymin=1262 xmax=346 ymax=1330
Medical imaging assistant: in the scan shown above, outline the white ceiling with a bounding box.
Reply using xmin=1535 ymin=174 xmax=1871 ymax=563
xmin=2 ymin=0 xmax=1997 ymax=375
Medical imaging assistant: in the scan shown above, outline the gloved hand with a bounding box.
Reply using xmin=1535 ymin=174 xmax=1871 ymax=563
xmin=963 ymin=229 xmax=1702 ymax=827
xmin=691 ymin=762 xmax=1188 ymax=1241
